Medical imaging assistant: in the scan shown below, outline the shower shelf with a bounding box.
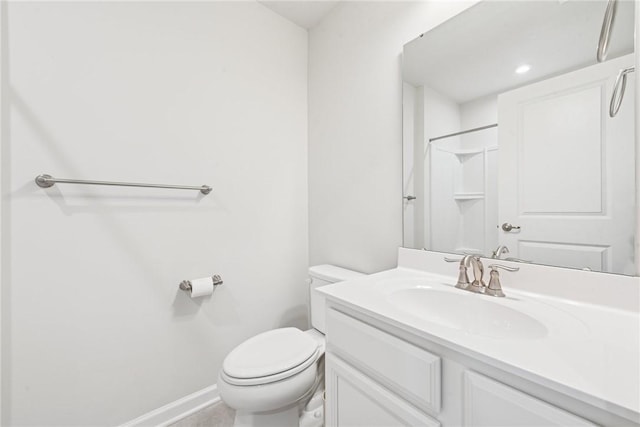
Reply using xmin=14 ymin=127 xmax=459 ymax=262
xmin=435 ymin=147 xmax=485 ymax=156
xmin=453 ymin=192 xmax=485 ymax=200
xmin=453 ymin=148 xmax=485 ymax=158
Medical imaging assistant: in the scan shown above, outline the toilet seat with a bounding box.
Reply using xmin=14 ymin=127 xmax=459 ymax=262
xmin=221 ymin=328 xmax=320 ymax=386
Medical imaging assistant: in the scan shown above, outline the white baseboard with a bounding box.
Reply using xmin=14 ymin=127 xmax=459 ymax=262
xmin=120 ymin=384 xmax=220 ymax=427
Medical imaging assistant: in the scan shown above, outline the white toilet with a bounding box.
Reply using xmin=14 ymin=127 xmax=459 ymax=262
xmin=218 ymin=265 xmax=364 ymax=427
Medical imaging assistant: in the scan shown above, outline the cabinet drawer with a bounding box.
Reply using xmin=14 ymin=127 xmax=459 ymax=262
xmin=326 ymin=308 xmax=441 ymax=414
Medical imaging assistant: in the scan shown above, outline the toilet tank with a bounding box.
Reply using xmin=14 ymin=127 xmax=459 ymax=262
xmin=309 ymin=265 xmax=364 ymax=334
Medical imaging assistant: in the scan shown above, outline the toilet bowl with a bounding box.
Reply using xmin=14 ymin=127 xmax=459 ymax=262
xmin=218 ymin=265 xmax=364 ymax=427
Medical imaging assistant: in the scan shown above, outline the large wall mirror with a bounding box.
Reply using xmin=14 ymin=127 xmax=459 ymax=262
xmin=402 ymin=0 xmax=636 ymax=275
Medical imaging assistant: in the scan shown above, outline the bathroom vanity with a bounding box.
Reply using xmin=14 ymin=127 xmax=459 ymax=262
xmin=319 ymin=249 xmax=640 ymax=427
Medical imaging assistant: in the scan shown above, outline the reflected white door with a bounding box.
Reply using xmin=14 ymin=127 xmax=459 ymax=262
xmin=498 ymin=54 xmax=635 ymax=274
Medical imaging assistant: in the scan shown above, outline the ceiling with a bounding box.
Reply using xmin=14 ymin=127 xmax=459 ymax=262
xmin=259 ymin=1 xmax=341 ymax=29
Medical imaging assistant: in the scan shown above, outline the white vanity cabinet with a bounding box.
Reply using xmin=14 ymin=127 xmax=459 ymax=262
xmin=324 ymin=305 xmax=617 ymax=427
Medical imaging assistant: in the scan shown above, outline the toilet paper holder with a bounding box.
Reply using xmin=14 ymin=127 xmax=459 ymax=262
xmin=179 ymin=275 xmax=224 ymax=292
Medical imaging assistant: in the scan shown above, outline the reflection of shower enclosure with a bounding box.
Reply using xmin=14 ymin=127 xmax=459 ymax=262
xmin=428 ymin=125 xmax=498 ymax=255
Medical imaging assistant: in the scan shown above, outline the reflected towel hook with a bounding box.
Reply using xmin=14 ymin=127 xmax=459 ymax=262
xmin=610 ymin=66 xmax=634 ymax=117
xmin=597 ymin=0 xmax=618 ymax=63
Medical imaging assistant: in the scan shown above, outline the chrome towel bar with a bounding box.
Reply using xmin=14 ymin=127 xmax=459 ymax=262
xmin=35 ymin=174 xmax=212 ymax=195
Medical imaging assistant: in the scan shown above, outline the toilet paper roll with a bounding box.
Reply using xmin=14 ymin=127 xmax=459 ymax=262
xmin=189 ymin=277 xmax=214 ymax=298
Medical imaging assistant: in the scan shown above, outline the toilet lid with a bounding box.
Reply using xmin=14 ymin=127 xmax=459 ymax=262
xmin=222 ymin=328 xmax=319 ymax=380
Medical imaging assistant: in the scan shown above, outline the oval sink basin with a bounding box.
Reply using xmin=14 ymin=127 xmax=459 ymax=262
xmin=389 ymin=288 xmax=548 ymax=340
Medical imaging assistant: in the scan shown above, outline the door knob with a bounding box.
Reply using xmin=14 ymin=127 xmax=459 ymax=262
xmin=404 ymin=195 xmax=417 ymax=201
xmin=501 ymin=223 xmax=521 ymax=232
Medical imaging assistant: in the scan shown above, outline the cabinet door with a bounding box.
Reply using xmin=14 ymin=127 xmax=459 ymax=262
xmin=326 ymin=353 xmax=440 ymax=427
xmin=463 ymin=371 xmax=597 ymax=426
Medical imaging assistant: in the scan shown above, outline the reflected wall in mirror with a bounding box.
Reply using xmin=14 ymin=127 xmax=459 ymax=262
xmin=402 ymin=0 xmax=636 ymax=275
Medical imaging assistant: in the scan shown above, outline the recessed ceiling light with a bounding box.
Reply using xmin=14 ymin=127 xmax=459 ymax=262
xmin=515 ymin=64 xmax=531 ymax=74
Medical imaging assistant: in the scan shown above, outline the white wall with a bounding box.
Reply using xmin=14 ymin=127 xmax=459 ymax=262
xmin=1 ymin=2 xmax=307 ymax=425
xmin=424 ymin=85 xmax=463 ymax=144
xmin=460 ymin=95 xmax=498 ymax=130
xmin=308 ymin=1 xmax=476 ymax=273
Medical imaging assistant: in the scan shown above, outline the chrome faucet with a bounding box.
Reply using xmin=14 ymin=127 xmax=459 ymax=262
xmin=445 ymin=257 xmax=519 ymax=297
xmin=491 ymin=245 xmax=509 ymax=259
xmin=466 ymin=256 xmax=486 ymax=293
xmin=445 ymin=255 xmax=485 ymax=292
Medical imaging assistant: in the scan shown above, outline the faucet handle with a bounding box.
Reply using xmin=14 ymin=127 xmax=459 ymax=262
xmin=488 ymin=264 xmax=520 ymax=272
xmin=485 ymin=264 xmax=519 ymax=297
xmin=443 ymin=257 xmax=470 ymax=289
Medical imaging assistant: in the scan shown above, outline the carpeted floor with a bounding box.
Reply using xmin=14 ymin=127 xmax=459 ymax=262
xmin=169 ymin=401 xmax=235 ymax=427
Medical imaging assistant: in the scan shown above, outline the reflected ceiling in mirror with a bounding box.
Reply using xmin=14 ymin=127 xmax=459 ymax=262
xmin=403 ymin=1 xmax=634 ymax=103
xmin=402 ymin=0 xmax=636 ymax=275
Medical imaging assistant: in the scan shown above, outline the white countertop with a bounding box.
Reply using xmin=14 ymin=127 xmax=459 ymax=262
xmin=318 ymin=267 xmax=640 ymax=423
